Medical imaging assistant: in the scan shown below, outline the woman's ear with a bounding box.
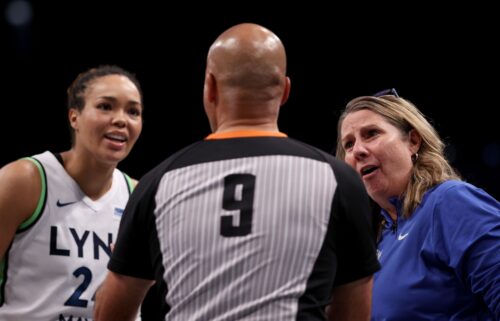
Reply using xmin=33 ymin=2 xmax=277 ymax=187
xmin=69 ymin=108 xmax=79 ymax=131
xmin=409 ymin=129 xmax=422 ymax=154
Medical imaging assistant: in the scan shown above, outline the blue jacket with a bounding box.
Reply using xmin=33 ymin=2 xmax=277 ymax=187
xmin=372 ymin=180 xmax=500 ymax=320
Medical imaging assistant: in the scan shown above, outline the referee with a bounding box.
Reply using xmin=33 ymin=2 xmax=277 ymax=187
xmin=95 ymin=23 xmax=380 ymax=321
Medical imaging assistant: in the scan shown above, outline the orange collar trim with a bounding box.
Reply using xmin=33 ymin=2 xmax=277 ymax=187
xmin=205 ymin=130 xmax=287 ymax=140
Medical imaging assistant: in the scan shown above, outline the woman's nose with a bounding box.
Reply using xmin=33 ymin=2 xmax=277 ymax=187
xmin=112 ymin=110 xmax=127 ymax=128
xmin=353 ymin=142 xmax=368 ymax=159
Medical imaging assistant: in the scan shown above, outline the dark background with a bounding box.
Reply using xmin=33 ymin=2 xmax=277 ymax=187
xmin=2 ymin=3 xmax=499 ymax=199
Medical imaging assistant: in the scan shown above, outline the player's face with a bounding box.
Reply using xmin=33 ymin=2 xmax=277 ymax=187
xmin=70 ymin=75 xmax=143 ymax=165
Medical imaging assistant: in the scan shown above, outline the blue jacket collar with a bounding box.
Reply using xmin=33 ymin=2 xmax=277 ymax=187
xmin=380 ymin=196 xmax=403 ymax=229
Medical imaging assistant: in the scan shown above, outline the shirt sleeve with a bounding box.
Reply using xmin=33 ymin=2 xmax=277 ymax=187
xmin=108 ymin=170 xmax=161 ymax=280
xmin=432 ymin=182 xmax=500 ymax=318
xmin=331 ymin=160 xmax=381 ymax=286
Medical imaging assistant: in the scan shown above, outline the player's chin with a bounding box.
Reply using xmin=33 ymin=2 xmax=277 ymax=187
xmin=104 ymin=149 xmax=131 ymax=165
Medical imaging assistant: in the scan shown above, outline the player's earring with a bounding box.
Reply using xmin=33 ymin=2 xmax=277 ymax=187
xmin=411 ymin=153 xmax=419 ymax=164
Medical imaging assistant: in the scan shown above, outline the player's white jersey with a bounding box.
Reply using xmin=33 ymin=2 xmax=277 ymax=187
xmin=0 ymin=151 xmax=132 ymax=321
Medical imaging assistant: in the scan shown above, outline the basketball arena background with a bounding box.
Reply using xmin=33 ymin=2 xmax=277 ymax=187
xmin=2 ymin=2 xmax=498 ymax=199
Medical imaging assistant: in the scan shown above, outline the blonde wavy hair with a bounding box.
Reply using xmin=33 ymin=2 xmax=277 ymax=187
xmin=335 ymin=95 xmax=460 ymax=218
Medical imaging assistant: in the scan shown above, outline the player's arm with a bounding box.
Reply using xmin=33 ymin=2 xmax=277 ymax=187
xmin=327 ymin=275 xmax=373 ymax=321
xmin=0 ymin=160 xmax=41 ymax=259
xmin=94 ymin=271 xmax=154 ymax=321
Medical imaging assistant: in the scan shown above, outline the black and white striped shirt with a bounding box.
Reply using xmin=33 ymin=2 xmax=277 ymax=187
xmin=110 ymin=133 xmax=380 ymax=321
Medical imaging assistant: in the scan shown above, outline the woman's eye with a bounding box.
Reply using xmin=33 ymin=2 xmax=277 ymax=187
xmin=128 ymin=108 xmax=141 ymax=117
xmin=344 ymin=141 xmax=353 ymax=149
xmin=97 ymin=103 xmax=112 ymax=110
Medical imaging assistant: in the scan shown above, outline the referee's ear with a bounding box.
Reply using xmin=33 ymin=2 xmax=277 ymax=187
xmin=280 ymin=76 xmax=291 ymax=106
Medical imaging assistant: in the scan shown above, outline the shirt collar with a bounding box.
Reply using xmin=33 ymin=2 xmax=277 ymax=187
xmin=205 ymin=130 xmax=287 ymax=140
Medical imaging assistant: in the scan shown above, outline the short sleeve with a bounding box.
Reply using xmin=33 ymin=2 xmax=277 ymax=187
xmin=108 ymin=171 xmax=161 ymax=280
xmin=330 ymin=160 xmax=381 ymax=286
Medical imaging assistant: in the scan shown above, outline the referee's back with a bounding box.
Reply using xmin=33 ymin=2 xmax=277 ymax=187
xmin=95 ymin=22 xmax=379 ymax=321
xmin=114 ymin=134 xmax=380 ymax=320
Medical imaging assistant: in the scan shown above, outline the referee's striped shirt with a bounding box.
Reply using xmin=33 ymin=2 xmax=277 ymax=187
xmin=110 ymin=132 xmax=380 ymax=321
